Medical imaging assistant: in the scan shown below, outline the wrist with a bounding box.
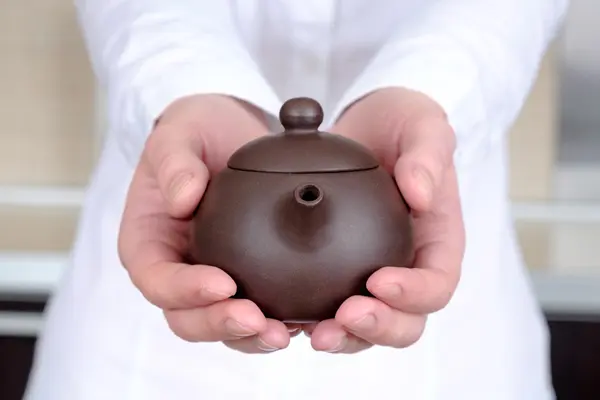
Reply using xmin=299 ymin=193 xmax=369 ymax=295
xmin=334 ymin=87 xmax=448 ymax=138
xmin=157 ymin=94 xmax=268 ymax=129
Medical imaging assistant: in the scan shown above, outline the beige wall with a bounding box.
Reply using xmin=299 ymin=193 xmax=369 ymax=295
xmin=0 ymin=2 xmax=560 ymax=192
xmin=0 ymin=1 xmax=94 ymax=252
xmin=0 ymin=206 xmax=80 ymax=252
xmin=0 ymin=4 xmax=562 ymax=259
xmin=509 ymin=46 xmax=560 ymax=270
xmin=509 ymin=46 xmax=559 ymax=201
xmin=0 ymin=1 xmax=96 ymax=186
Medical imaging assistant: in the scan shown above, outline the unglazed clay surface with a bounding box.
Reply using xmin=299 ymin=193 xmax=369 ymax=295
xmin=189 ymin=97 xmax=414 ymax=322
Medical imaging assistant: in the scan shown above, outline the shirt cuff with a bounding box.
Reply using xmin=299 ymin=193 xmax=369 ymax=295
xmin=132 ymin=63 xmax=283 ymax=138
xmin=116 ymin=62 xmax=282 ymax=165
xmin=330 ymin=37 xmax=488 ymax=164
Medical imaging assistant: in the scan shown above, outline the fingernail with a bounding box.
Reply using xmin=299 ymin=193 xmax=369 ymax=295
xmin=325 ymin=336 xmax=348 ymax=353
xmin=412 ymin=167 xmax=433 ymax=204
xmin=257 ymin=338 xmax=280 ymax=352
xmin=288 ymin=327 xmax=301 ymax=334
xmin=347 ymin=314 xmax=376 ymax=331
xmin=203 ymin=286 xmax=236 ymax=299
xmin=225 ymin=319 xmax=256 ymax=337
xmin=373 ymin=283 xmax=402 ymax=298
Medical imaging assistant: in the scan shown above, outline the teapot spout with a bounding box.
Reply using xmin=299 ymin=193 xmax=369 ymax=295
xmin=276 ymin=183 xmax=328 ymax=251
xmin=294 ymin=184 xmax=324 ymax=208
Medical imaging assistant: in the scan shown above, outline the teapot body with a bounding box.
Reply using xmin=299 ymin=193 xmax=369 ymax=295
xmin=190 ymin=167 xmax=413 ymax=323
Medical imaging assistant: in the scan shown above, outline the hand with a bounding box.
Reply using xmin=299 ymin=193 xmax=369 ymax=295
xmin=306 ymin=88 xmax=466 ymax=353
xmin=118 ymin=95 xmax=299 ymax=353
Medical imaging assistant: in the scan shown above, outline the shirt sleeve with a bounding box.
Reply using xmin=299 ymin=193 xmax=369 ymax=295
xmin=75 ymin=0 xmax=282 ymax=165
xmin=331 ymin=0 xmax=569 ymax=165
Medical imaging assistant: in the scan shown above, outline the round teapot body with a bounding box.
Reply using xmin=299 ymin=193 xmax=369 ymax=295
xmin=189 ymin=167 xmax=413 ymax=323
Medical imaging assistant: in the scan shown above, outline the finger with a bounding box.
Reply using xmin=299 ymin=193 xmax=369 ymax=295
xmin=286 ymin=324 xmax=303 ymax=338
xmin=310 ymin=319 xmax=372 ymax=354
xmin=394 ymin=115 xmax=456 ymax=211
xmin=302 ymin=323 xmax=318 ymax=337
xmin=130 ymin=261 xmax=237 ymax=310
xmin=119 ymin=190 xmax=231 ymax=310
xmin=119 ymin=175 xmax=237 ymax=310
xmin=164 ymin=299 xmax=267 ymax=342
xmin=335 ymin=296 xmax=426 ymax=349
xmin=369 ymin=168 xmax=464 ymax=314
xmin=224 ymin=319 xmax=292 ymax=353
xmin=143 ymin=122 xmax=209 ymax=218
xmin=367 ymin=266 xmax=456 ymax=315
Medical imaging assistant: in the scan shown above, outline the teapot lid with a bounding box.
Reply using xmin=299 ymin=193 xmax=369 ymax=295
xmin=227 ymin=97 xmax=380 ymax=173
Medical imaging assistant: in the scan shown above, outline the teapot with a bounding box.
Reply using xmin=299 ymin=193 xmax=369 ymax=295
xmin=189 ymin=97 xmax=414 ymax=323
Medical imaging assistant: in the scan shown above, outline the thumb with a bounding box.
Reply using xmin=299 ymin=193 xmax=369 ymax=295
xmin=394 ymin=115 xmax=456 ymax=212
xmin=141 ymin=95 xmax=271 ymax=219
xmin=143 ymin=122 xmax=209 ymax=219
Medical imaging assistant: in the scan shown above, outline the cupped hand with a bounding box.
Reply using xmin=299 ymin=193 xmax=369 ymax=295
xmin=306 ymin=88 xmax=466 ymax=353
xmin=118 ymin=94 xmax=300 ymax=353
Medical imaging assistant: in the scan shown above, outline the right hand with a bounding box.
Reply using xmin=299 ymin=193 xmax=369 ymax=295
xmin=118 ymin=94 xmax=299 ymax=353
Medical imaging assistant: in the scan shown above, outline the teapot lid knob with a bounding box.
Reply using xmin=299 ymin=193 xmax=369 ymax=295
xmin=279 ymin=97 xmax=324 ymax=132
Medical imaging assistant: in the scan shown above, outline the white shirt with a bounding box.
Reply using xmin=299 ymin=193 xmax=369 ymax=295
xmin=25 ymin=1 xmax=568 ymax=399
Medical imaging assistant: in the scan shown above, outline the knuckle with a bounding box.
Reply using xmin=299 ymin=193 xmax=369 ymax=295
xmin=135 ymin=274 xmax=162 ymax=307
xmin=393 ymin=316 xmax=427 ymax=348
xmin=145 ymin=129 xmax=192 ymax=184
xmin=178 ymin=284 xmax=203 ymax=307
xmin=431 ymin=270 xmax=458 ymax=311
xmin=143 ymin=127 xmax=168 ymax=164
xmin=411 ymin=116 xmax=455 ymax=168
xmin=165 ymin=310 xmax=201 ymax=342
xmin=178 ymin=272 xmax=226 ymax=307
xmin=405 ymin=317 xmax=427 ymax=346
xmin=225 ymin=298 xmax=256 ymax=316
xmin=406 ymin=267 xmax=455 ymax=313
xmin=156 ymin=152 xmax=183 ymax=182
xmin=130 ymin=265 xmax=170 ymax=309
xmin=398 ymin=268 xmax=430 ymax=309
xmin=431 ymin=117 xmax=456 ymax=152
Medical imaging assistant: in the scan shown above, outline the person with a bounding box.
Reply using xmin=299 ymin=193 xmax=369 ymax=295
xmin=24 ymin=1 xmax=568 ymax=399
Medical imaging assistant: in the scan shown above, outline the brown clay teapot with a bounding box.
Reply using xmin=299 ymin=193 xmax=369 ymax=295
xmin=189 ymin=97 xmax=414 ymax=323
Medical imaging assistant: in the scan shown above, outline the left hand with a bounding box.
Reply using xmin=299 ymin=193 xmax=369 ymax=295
xmin=304 ymin=87 xmax=466 ymax=353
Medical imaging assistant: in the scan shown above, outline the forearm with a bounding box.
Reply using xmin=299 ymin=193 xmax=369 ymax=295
xmin=76 ymin=0 xmax=280 ymax=165
xmin=332 ymin=0 xmax=569 ymax=164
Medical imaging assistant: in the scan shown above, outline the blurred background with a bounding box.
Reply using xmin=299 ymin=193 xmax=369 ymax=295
xmin=0 ymin=1 xmax=599 ymax=399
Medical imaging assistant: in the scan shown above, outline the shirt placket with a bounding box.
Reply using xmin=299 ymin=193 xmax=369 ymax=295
xmin=285 ymin=0 xmax=337 ymax=118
